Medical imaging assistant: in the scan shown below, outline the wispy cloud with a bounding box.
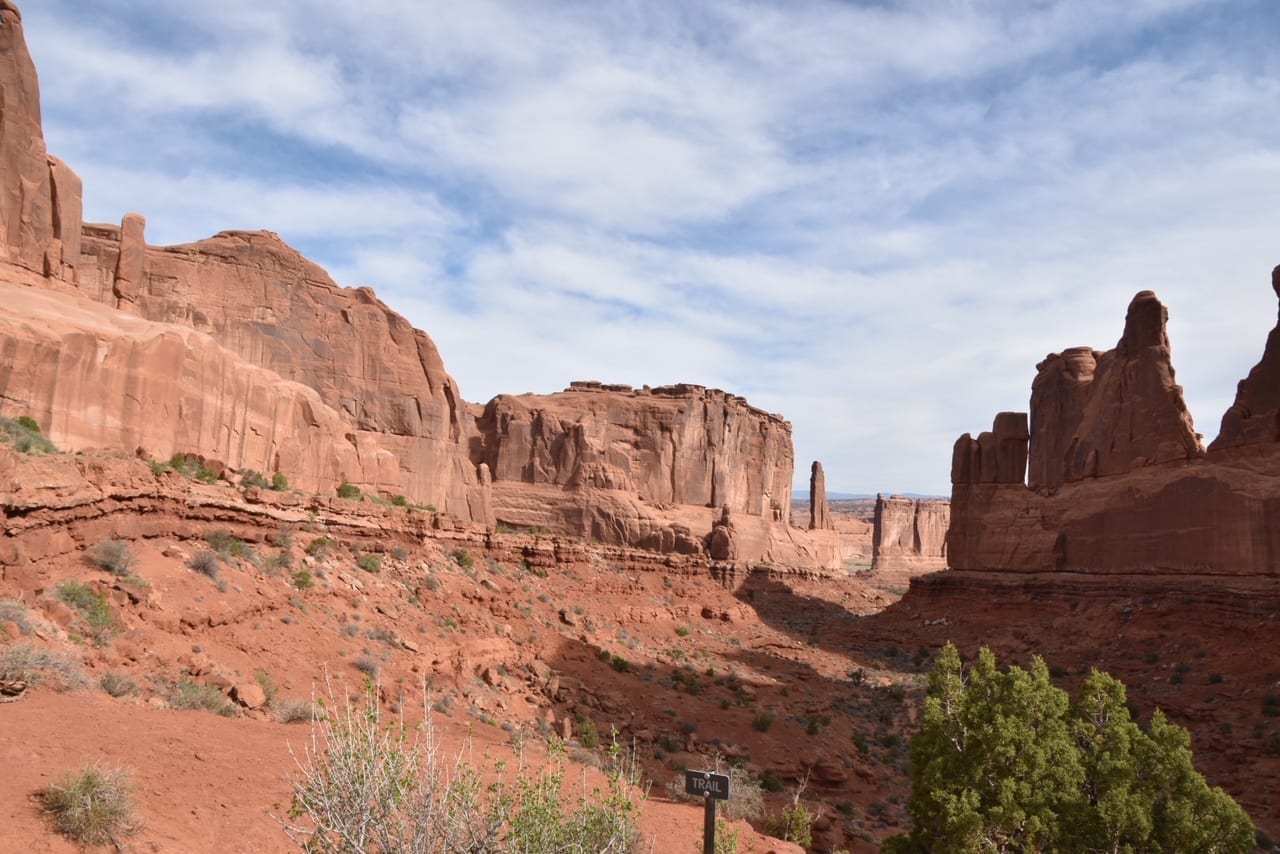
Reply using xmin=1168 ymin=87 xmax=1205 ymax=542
xmin=22 ymin=0 xmax=1280 ymax=494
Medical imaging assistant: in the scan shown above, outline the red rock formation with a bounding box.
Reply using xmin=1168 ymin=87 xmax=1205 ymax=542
xmin=0 ymin=2 xmax=82 ymax=284
xmin=870 ymin=495 xmax=949 ymax=573
xmin=808 ymin=461 xmax=832 ymax=530
xmin=949 ymin=275 xmax=1280 ymax=576
xmin=1029 ymin=291 xmax=1202 ymax=490
xmin=1211 ymin=266 xmax=1280 ymax=450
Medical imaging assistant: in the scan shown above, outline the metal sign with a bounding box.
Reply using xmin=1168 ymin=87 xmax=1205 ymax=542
xmin=684 ymin=769 xmax=730 ymax=801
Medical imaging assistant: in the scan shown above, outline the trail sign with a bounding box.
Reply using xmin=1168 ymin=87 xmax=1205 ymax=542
xmin=684 ymin=769 xmax=730 ymax=801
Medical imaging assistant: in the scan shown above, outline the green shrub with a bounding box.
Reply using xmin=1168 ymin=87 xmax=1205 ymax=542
xmin=883 ymin=643 xmax=1254 ymax=853
xmin=0 ymin=642 xmax=87 ymax=691
xmin=292 ymin=570 xmax=314 ymax=590
xmin=336 ymin=481 xmax=362 ymax=500
xmin=165 ymin=680 xmax=237 ymax=717
xmin=280 ymin=684 xmax=646 ymax=852
xmin=99 ymin=670 xmax=139 ymax=698
xmin=305 ymin=536 xmax=334 ymax=557
xmin=758 ymin=769 xmax=785 ymax=793
xmin=240 ymin=469 xmax=270 ymax=489
xmin=40 ymin=765 xmax=140 ymax=845
xmin=391 ymin=494 xmax=409 ymax=507
xmin=577 ymin=714 xmax=600 ymax=748
xmin=752 ymin=711 xmax=775 ymax=733
xmin=189 ymin=550 xmax=221 ymax=581
xmin=271 ymin=471 xmax=290 ymax=491
xmin=206 ymin=530 xmax=248 ymax=559
xmin=772 ymin=796 xmax=813 ymax=848
xmin=87 ymin=539 xmax=137 ymax=577
xmin=452 ymin=549 xmax=475 ymax=571
xmin=357 ymin=553 xmax=382 ymax=574
xmin=0 ymin=415 xmax=57 ymax=454
xmin=55 ymin=581 xmax=117 ymax=645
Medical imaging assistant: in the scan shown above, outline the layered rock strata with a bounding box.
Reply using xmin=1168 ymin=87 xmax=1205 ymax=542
xmin=808 ymin=461 xmax=832 ymax=530
xmin=870 ymin=495 xmax=948 ymax=573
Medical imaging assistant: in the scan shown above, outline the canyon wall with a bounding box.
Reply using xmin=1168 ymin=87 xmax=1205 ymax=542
xmin=870 ymin=495 xmax=948 ymax=573
xmin=948 ymin=277 xmax=1280 ymax=578
xmin=0 ymin=3 xmax=829 ymax=565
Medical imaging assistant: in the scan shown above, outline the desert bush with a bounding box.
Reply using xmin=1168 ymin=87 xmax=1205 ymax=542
xmin=305 ymin=536 xmax=335 ymax=557
xmin=357 ymin=553 xmax=383 ymax=574
xmin=391 ymin=494 xmax=409 ymax=507
xmin=0 ymin=415 xmax=57 ymax=454
xmin=751 ymin=711 xmax=775 ymax=733
xmin=87 ymin=539 xmax=136 ymax=576
xmin=352 ymin=656 xmax=381 ymax=679
xmin=272 ymin=471 xmax=290 ymax=491
xmin=0 ymin=642 xmax=87 ymax=691
xmin=0 ymin=600 xmax=34 ymax=635
xmin=165 ymin=680 xmax=238 ymax=717
xmin=54 ymin=581 xmax=117 ymax=645
xmin=240 ymin=469 xmax=271 ymax=489
xmin=206 ymin=530 xmax=248 ymax=560
xmin=577 ymin=713 xmax=600 ymax=749
xmin=275 ymin=698 xmax=316 ymax=724
xmin=292 ymin=570 xmax=315 ymax=590
xmin=336 ymin=481 xmax=362 ymax=500
xmin=190 ymin=550 xmax=222 ymax=581
xmin=280 ymin=681 xmax=646 ymax=852
xmin=452 ymin=549 xmax=475 ymax=571
xmin=41 ymin=765 xmax=140 ymax=845
xmin=772 ymin=794 xmax=813 ymax=848
xmin=99 ymin=670 xmax=139 ymax=698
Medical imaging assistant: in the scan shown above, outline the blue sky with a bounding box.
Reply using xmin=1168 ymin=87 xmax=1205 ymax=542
xmin=22 ymin=0 xmax=1280 ymax=496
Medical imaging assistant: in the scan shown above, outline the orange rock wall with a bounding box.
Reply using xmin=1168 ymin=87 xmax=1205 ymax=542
xmin=870 ymin=495 xmax=948 ymax=573
xmin=949 ymin=274 xmax=1280 ymax=578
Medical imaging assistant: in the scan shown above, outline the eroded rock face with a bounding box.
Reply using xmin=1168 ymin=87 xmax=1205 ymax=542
xmin=950 ymin=275 xmax=1280 ymax=575
xmin=0 ymin=3 xmax=82 ymax=284
xmin=1212 ymin=266 xmax=1280 ymax=451
xmin=871 ymin=495 xmax=948 ymax=572
xmin=1029 ymin=291 xmax=1202 ymax=490
xmin=809 ymin=461 xmax=832 ymax=530
xmin=73 ymin=227 xmax=482 ymax=516
xmin=475 ymin=382 xmax=793 ymax=519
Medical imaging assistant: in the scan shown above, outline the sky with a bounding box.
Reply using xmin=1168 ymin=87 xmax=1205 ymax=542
xmin=21 ymin=0 xmax=1280 ymax=496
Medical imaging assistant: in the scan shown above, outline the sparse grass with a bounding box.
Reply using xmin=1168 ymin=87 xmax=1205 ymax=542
xmin=0 ymin=600 xmax=34 ymax=635
xmin=274 ymin=697 xmax=315 ymax=723
xmin=164 ymin=680 xmax=238 ymax=717
xmin=0 ymin=415 xmax=57 ymax=454
xmin=54 ymin=581 xmax=117 ymax=645
xmin=40 ymin=765 xmax=140 ymax=846
xmin=189 ymin=550 xmax=222 ymax=581
xmin=0 ymin=642 xmax=87 ymax=690
xmin=87 ymin=539 xmax=136 ymax=577
xmin=99 ymin=670 xmax=139 ymax=698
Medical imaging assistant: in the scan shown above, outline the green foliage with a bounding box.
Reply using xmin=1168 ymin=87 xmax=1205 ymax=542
xmin=206 ymin=530 xmax=248 ymax=560
xmin=55 ymin=581 xmax=117 ymax=645
xmin=240 ymin=469 xmax=271 ymax=489
xmin=280 ymin=682 xmax=646 ymax=852
xmin=336 ymin=481 xmax=362 ymax=500
xmin=165 ymin=680 xmax=238 ymax=717
xmin=391 ymin=494 xmax=409 ymax=507
xmin=884 ymin=643 xmax=1255 ymax=853
xmin=357 ymin=553 xmax=382 ymax=574
xmin=772 ymin=797 xmax=813 ymax=848
xmin=272 ymin=471 xmax=290 ymax=491
xmin=87 ymin=539 xmax=136 ymax=576
xmin=40 ymin=765 xmax=140 ymax=845
xmin=452 ymin=549 xmax=475 ymax=571
xmin=306 ymin=536 xmax=335 ymax=557
xmin=0 ymin=415 xmax=57 ymax=454
xmin=578 ymin=713 xmax=600 ymax=749
xmin=751 ymin=711 xmax=774 ymax=733
xmin=292 ymin=570 xmax=315 ymax=590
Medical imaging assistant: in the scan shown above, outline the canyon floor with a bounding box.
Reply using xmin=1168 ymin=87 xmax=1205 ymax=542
xmin=2 ymin=449 xmax=1277 ymax=852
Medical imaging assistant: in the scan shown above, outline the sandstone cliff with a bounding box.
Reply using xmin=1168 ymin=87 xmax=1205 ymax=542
xmin=870 ymin=495 xmax=948 ymax=573
xmin=808 ymin=461 xmax=832 ymax=531
xmin=0 ymin=2 xmax=81 ymax=285
xmin=949 ymin=272 xmax=1280 ymax=577
xmin=0 ymin=4 xmax=831 ymax=564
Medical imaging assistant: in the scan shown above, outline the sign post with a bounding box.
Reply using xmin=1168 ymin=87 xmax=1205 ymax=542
xmin=684 ymin=769 xmax=730 ymax=854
